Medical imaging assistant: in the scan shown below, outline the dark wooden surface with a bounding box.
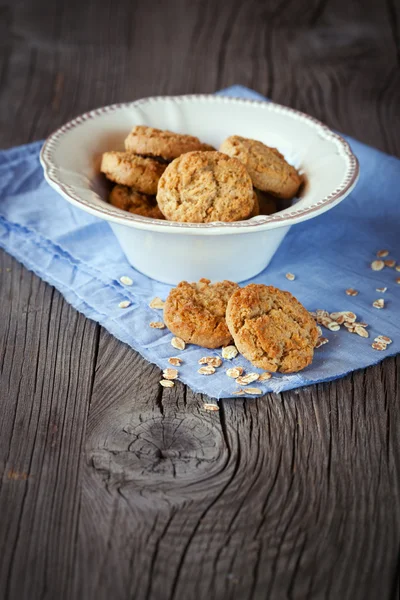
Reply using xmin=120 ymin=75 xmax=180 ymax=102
xmin=1 ymin=1 xmax=400 ymax=598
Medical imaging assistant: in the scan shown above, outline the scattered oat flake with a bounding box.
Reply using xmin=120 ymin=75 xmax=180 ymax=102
xmin=316 ymin=325 xmax=323 ymax=337
xmin=372 ymin=299 xmax=385 ymax=309
xmin=345 ymin=288 xmax=359 ymax=296
xmin=222 ymin=345 xmax=238 ymax=360
xmin=150 ymin=321 xmax=165 ymax=329
xmin=396 ymin=277 xmax=400 ymax=284
xmin=396 ymin=265 xmax=400 ymax=272
xmin=160 ymin=379 xmax=174 ymax=388
xmin=354 ymin=326 xmax=369 ymax=338
xmin=374 ymin=335 xmax=392 ymax=345
xmin=232 ymin=389 xmax=245 ymax=396
xmin=371 ymin=342 xmax=387 ymax=351
xmin=198 ymin=366 xmax=216 ymax=375
xmin=376 ymin=250 xmax=389 ymax=258
xmin=376 ymin=287 xmax=387 ymax=293
xmin=258 ymin=372 xmax=272 ymax=381
xmin=286 ymin=273 xmax=295 ymax=281
xmin=236 ymin=373 xmax=260 ymax=385
xmin=120 ymin=276 xmax=133 ymax=285
xmin=168 ymin=357 xmax=182 ymax=366
xmin=203 ymin=402 xmax=220 ymax=411
xmin=315 ymin=337 xmax=329 ymax=348
xmin=171 ymin=337 xmax=186 ymax=350
xmin=226 ymin=367 xmax=244 ymax=379
xmin=118 ymin=300 xmax=131 ymax=309
xmin=371 ymin=260 xmax=385 ymax=271
xmin=149 ymin=297 xmax=165 ymax=309
xmin=246 ymin=387 xmax=263 ymax=395
xmin=198 ymin=357 xmax=222 ymax=368
xmin=327 ymin=321 xmax=341 ymax=332
xmin=355 ymin=322 xmax=368 ymax=328
xmin=384 ymin=259 xmax=396 ymax=268
xmin=162 ymin=368 xmax=178 ymax=380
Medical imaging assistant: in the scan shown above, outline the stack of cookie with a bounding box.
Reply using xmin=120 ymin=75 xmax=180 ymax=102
xmin=163 ymin=279 xmax=318 ymax=373
xmin=101 ymin=126 xmax=302 ymax=223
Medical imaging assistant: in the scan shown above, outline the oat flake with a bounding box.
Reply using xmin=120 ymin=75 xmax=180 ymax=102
xmin=120 ymin=276 xmax=133 ymax=285
xmin=198 ymin=366 xmax=216 ymax=375
xmin=150 ymin=321 xmax=165 ymax=329
xmin=222 ymin=345 xmax=238 ymax=360
xmin=384 ymin=259 xmax=396 ymax=268
xmin=376 ymin=250 xmax=389 ymax=258
xmin=171 ymin=337 xmax=186 ymax=350
xmin=118 ymin=300 xmax=131 ymax=309
xmin=149 ymin=297 xmax=165 ymax=309
xmin=374 ymin=335 xmax=392 ymax=345
xmin=345 ymin=288 xmax=359 ymax=296
xmin=236 ymin=373 xmax=260 ymax=386
xmin=376 ymin=287 xmax=387 ymax=293
xmin=372 ymin=299 xmax=385 ymax=309
xmin=160 ymin=379 xmax=174 ymax=388
xmin=286 ymin=273 xmax=295 ymax=281
xmin=203 ymin=402 xmax=219 ymax=411
xmin=198 ymin=357 xmax=222 ymax=368
xmin=354 ymin=326 xmax=369 ymax=338
xmin=315 ymin=337 xmax=329 ymax=348
xmin=246 ymin=387 xmax=263 ymax=395
xmin=396 ymin=277 xmax=400 ymax=284
xmin=232 ymin=389 xmax=245 ymax=396
xmin=168 ymin=357 xmax=182 ymax=366
xmin=162 ymin=368 xmax=178 ymax=380
xmin=226 ymin=367 xmax=244 ymax=379
xmin=258 ymin=372 xmax=272 ymax=381
xmin=371 ymin=260 xmax=385 ymax=271
xmin=371 ymin=342 xmax=387 ymax=351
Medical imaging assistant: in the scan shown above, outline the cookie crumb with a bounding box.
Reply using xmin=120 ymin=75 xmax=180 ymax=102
xmin=376 ymin=250 xmax=389 ymax=258
xmin=149 ymin=297 xmax=165 ymax=309
xmin=168 ymin=357 xmax=182 ymax=366
xmin=120 ymin=276 xmax=133 ymax=285
xmin=345 ymin=288 xmax=358 ymax=296
xmin=171 ymin=337 xmax=186 ymax=350
xmin=372 ymin=299 xmax=385 ymax=309
xmin=285 ymin=273 xmax=295 ymax=281
xmin=222 ymin=345 xmax=238 ymax=360
xmin=118 ymin=300 xmax=131 ymax=309
xmin=162 ymin=368 xmax=178 ymax=380
xmin=371 ymin=260 xmax=385 ymax=271
xmin=160 ymin=379 xmax=174 ymax=387
xmin=150 ymin=321 xmax=165 ymax=329
xmin=198 ymin=366 xmax=216 ymax=375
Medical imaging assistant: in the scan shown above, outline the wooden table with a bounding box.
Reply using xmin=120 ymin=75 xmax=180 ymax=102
xmin=1 ymin=1 xmax=399 ymax=598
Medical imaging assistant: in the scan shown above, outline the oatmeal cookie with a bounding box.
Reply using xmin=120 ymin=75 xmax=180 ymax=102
xmin=164 ymin=278 xmax=240 ymax=348
xmin=226 ymin=284 xmax=318 ymax=372
xmin=219 ymin=136 xmax=301 ymax=199
xmin=157 ymin=151 xmax=255 ymax=223
xmin=125 ymin=125 xmax=215 ymax=161
xmin=109 ymin=185 xmax=164 ymax=219
xmin=101 ymin=151 xmax=166 ymax=195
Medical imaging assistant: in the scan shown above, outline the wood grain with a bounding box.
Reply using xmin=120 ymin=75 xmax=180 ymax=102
xmin=0 ymin=0 xmax=399 ymax=598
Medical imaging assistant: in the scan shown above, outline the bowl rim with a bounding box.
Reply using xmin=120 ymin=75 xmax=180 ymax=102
xmin=40 ymin=94 xmax=360 ymax=236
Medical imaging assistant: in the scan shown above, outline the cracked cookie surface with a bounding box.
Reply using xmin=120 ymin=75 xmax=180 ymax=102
xmin=157 ymin=151 xmax=255 ymax=223
xmin=220 ymin=136 xmax=301 ymax=199
xmin=125 ymin=125 xmax=214 ymax=161
xmin=164 ymin=278 xmax=240 ymax=348
xmin=226 ymin=284 xmax=318 ymax=372
xmin=101 ymin=151 xmax=166 ymax=195
xmin=109 ymin=185 xmax=165 ymax=219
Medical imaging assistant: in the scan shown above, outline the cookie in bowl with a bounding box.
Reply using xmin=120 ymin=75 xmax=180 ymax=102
xmin=157 ymin=151 xmax=256 ymax=223
xmin=109 ymin=185 xmax=164 ymax=219
xmin=220 ymin=135 xmax=302 ymax=200
xmin=101 ymin=151 xmax=166 ymax=195
xmin=125 ymin=125 xmax=215 ymax=161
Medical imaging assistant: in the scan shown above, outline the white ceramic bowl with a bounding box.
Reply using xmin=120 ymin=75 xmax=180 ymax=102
xmin=40 ymin=95 xmax=359 ymax=284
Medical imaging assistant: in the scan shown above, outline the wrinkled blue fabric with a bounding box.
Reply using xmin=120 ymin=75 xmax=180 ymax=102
xmin=0 ymin=86 xmax=399 ymax=399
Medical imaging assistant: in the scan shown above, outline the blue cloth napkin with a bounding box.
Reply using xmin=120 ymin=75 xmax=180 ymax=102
xmin=1 ymin=86 xmax=399 ymax=399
